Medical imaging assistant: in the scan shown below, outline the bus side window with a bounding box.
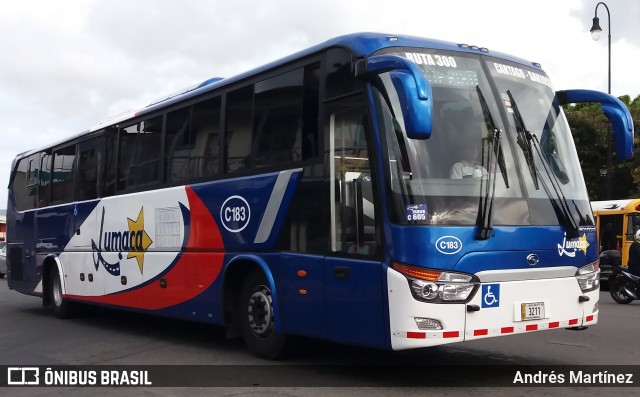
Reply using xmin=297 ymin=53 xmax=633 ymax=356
xmin=191 ymin=97 xmax=221 ymax=179
xmin=103 ymin=128 xmax=117 ymax=197
xmin=252 ymin=68 xmax=304 ymax=168
xmin=76 ymin=136 xmax=105 ymax=201
xmin=225 ymin=86 xmax=254 ymax=173
xmin=51 ymin=145 xmax=76 ymax=205
xmin=325 ymin=48 xmax=359 ymax=100
xmin=165 ymin=97 xmax=221 ymax=183
xmin=326 ymin=95 xmax=377 ymax=256
xmin=39 ymin=153 xmax=51 ymax=207
xmin=118 ymin=117 xmax=162 ymax=191
xmin=25 ymin=154 xmax=40 ymax=210
xmin=165 ymin=106 xmax=193 ymax=183
xmin=11 ymin=158 xmax=30 ymax=211
xmin=626 ymin=214 xmax=640 ymax=241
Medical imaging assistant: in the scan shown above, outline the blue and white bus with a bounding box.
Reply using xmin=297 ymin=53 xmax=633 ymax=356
xmin=6 ymin=33 xmax=633 ymax=358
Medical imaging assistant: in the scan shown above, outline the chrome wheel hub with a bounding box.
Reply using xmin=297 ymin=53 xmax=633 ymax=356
xmin=247 ymin=285 xmax=274 ymax=339
xmin=53 ymin=276 xmax=63 ymax=307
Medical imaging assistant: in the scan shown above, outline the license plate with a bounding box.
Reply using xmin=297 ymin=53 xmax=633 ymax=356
xmin=521 ymin=302 xmax=545 ymax=321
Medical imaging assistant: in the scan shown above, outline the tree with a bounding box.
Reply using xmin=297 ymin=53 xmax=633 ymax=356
xmin=564 ymin=94 xmax=640 ymax=201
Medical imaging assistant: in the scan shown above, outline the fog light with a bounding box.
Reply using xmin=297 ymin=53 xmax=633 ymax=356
xmin=415 ymin=317 xmax=443 ymax=330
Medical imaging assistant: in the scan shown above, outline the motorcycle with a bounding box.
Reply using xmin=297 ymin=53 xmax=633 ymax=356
xmin=608 ymin=264 xmax=640 ymax=304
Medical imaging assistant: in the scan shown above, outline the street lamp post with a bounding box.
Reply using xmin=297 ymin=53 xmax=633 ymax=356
xmin=590 ymin=2 xmax=612 ymax=199
xmin=599 ymin=165 xmax=608 ymax=200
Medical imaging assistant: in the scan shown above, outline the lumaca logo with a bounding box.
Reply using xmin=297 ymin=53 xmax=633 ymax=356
xmin=91 ymin=207 xmax=153 ymax=276
xmin=557 ymin=233 xmax=590 ymax=257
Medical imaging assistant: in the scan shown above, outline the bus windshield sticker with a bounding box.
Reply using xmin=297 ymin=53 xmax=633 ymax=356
xmin=404 ymin=53 xmax=458 ymax=68
xmin=406 ymin=204 xmax=427 ymax=222
xmin=493 ymin=62 xmax=552 ymax=88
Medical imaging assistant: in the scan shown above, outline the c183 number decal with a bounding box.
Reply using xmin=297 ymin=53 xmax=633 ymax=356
xmin=220 ymin=195 xmax=251 ymax=233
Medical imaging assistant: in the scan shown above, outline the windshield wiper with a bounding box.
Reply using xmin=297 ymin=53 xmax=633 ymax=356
xmin=530 ymin=133 xmax=580 ymax=237
xmin=475 ymin=86 xmax=508 ymax=240
xmin=506 ymin=90 xmax=579 ymax=238
xmin=507 ymin=90 xmax=539 ymax=190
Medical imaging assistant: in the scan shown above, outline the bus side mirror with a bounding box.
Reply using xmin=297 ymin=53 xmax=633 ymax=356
xmin=556 ymin=89 xmax=634 ymax=160
xmin=356 ymin=55 xmax=432 ymax=139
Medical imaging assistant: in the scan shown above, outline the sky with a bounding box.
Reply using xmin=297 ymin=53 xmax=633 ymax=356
xmin=1 ymin=0 xmax=638 ymax=208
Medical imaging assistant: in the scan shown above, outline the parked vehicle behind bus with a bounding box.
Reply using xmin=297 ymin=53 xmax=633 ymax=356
xmin=6 ymin=33 xmax=634 ymax=358
xmin=591 ymin=199 xmax=640 ymax=281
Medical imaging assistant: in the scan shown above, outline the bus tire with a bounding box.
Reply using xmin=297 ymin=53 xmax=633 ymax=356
xmin=49 ymin=266 xmax=76 ymax=318
xmin=238 ymin=270 xmax=289 ymax=359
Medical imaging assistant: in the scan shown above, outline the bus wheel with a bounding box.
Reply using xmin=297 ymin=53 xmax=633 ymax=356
xmin=49 ymin=267 xmax=76 ymax=318
xmin=238 ymin=271 xmax=288 ymax=359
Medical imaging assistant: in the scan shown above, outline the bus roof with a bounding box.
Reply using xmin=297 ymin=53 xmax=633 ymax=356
xmin=591 ymin=199 xmax=640 ymax=213
xmin=16 ymin=32 xmax=543 ymax=160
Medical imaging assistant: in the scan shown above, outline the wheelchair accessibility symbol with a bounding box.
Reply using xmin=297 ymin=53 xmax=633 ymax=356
xmin=482 ymin=284 xmax=500 ymax=308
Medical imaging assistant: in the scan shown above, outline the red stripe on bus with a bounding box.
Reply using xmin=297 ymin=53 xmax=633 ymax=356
xmin=548 ymin=322 xmax=560 ymax=328
xmin=474 ymin=329 xmax=488 ymax=336
xmin=407 ymin=332 xmax=426 ymax=339
xmin=525 ymin=324 xmax=538 ymax=331
xmin=501 ymin=327 xmax=514 ymax=334
xmin=568 ymin=319 xmax=578 ymax=325
xmin=443 ymin=331 xmax=460 ymax=338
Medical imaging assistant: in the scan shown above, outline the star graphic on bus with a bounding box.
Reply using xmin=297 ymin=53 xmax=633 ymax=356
xmin=127 ymin=208 xmax=153 ymax=274
xmin=578 ymin=234 xmax=590 ymax=255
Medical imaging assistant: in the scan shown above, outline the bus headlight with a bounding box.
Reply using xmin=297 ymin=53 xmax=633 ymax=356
xmin=393 ymin=262 xmax=479 ymax=303
xmin=576 ymin=261 xmax=600 ymax=292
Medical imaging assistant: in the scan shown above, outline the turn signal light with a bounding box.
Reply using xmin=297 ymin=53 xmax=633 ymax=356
xmin=392 ymin=262 xmax=440 ymax=281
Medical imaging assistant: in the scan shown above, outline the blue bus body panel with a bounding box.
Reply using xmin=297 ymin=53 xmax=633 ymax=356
xmin=387 ymin=225 xmax=598 ymax=273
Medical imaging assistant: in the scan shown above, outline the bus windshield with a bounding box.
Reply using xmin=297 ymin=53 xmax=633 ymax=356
xmin=373 ymin=48 xmax=592 ymax=227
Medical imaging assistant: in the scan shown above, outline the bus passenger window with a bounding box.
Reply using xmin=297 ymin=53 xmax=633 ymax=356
xmin=325 ymin=48 xmax=359 ymax=100
xmin=11 ymin=158 xmax=30 ymax=211
xmin=117 ymin=116 xmax=162 ymax=191
xmin=225 ymin=86 xmax=254 ymax=173
xmin=25 ymin=154 xmax=40 ymax=209
xmin=76 ymin=136 xmax=105 ymax=201
xmin=166 ymin=97 xmax=221 ymax=183
xmin=253 ymin=69 xmax=304 ymax=168
xmin=191 ymin=97 xmax=221 ymax=179
xmin=39 ymin=153 xmax=51 ymax=207
xmin=102 ymin=128 xmax=117 ymax=197
xmin=51 ymin=145 xmax=76 ymax=204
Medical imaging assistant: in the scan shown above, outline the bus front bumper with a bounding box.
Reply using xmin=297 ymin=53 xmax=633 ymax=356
xmin=387 ymin=267 xmax=599 ymax=350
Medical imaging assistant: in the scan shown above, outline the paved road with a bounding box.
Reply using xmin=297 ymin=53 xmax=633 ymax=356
xmin=0 ymin=278 xmax=638 ymax=396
